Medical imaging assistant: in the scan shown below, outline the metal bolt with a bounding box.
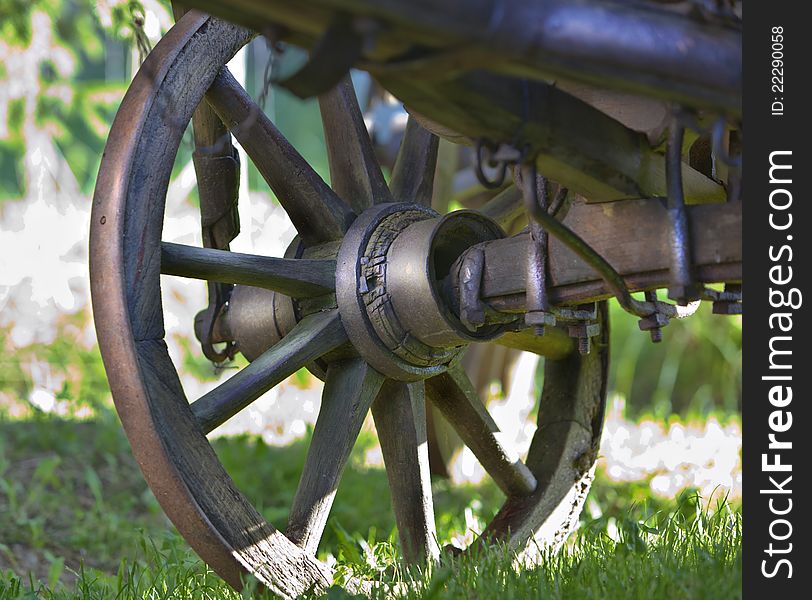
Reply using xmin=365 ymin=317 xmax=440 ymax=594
xmin=637 ymin=312 xmax=669 ymax=343
xmin=638 ymin=291 xmax=666 ymax=342
xmin=712 ymin=301 xmax=742 ymax=315
xmin=568 ymin=322 xmax=600 ymax=355
xmin=712 ymin=283 xmax=742 ymax=315
xmin=667 ymin=283 xmax=702 ymax=306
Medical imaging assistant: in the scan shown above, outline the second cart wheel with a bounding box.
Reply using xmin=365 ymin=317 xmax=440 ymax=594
xmin=90 ymin=13 xmax=608 ymax=597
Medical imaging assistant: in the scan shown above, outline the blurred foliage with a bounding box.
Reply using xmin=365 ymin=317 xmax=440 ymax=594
xmin=609 ymin=298 xmax=741 ymax=419
xmin=0 ymin=0 xmax=154 ymax=198
xmin=0 ymin=1 xmax=147 ymax=46
xmin=0 ymin=312 xmax=110 ymax=416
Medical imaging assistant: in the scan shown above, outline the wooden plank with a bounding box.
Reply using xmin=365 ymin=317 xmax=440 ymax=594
xmin=425 ymin=362 xmax=537 ymax=497
xmin=479 ymin=185 xmax=524 ymax=231
xmin=286 ymin=358 xmax=386 ymax=554
xmin=191 ymin=310 xmax=347 ymax=433
xmin=185 ymin=0 xmax=740 ymax=113
xmin=380 ymin=72 xmax=725 ymax=204
xmin=451 ymin=198 xmax=742 ymax=308
xmin=372 ymin=380 xmax=440 ymax=564
xmin=319 ymin=74 xmax=392 ymax=212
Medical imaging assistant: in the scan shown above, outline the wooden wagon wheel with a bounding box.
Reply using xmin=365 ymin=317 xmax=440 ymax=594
xmin=90 ymin=13 xmax=608 ymax=597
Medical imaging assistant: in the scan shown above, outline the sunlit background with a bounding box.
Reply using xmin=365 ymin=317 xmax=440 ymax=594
xmin=0 ymin=0 xmax=741 ymax=587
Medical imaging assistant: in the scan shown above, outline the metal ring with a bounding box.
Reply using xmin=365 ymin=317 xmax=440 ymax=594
xmin=474 ymin=138 xmax=508 ymax=189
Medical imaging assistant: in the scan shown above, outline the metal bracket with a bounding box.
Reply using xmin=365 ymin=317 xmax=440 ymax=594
xmin=193 ymin=145 xmax=241 ymax=363
xmin=707 ymin=283 xmax=743 ymax=315
xmin=517 ymin=163 xmax=557 ymax=335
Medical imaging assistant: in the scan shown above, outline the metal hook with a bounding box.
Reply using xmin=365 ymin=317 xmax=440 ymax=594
xmin=474 ymin=139 xmax=509 ymax=189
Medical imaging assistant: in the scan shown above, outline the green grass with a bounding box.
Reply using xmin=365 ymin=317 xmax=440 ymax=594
xmin=0 ymin=410 xmax=741 ymax=599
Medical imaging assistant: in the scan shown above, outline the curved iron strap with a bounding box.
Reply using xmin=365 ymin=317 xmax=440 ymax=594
xmin=474 ymin=139 xmax=509 ymax=189
xmin=712 ymin=118 xmax=743 ymax=169
xmin=520 ymin=169 xmax=654 ymax=319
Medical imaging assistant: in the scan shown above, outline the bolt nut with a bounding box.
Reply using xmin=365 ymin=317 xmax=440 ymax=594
xmin=567 ymin=322 xmax=601 ymax=355
xmin=526 ymin=311 xmax=556 ymax=327
xmin=637 ymin=313 xmax=669 ymax=331
xmin=712 ymin=301 xmax=742 ymax=315
xmin=667 ymin=284 xmax=702 ymax=306
xmin=566 ymin=322 xmax=601 ymax=338
xmin=638 ymin=312 xmax=668 ymax=344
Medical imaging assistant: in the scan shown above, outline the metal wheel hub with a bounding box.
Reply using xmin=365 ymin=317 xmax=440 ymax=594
xmin=336 ymin=202 xmax=505 ymax=381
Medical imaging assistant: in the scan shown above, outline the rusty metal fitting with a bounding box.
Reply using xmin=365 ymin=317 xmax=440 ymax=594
xmin=637 ymin=291 xmax=666 ymax=343
xmin=567 ymin=322 xmax=601 ymax=355
xmin=637 ymin=312 xmax=669 ymax=343
xmin=458 ymin=246 xmax=488 ymax=330
xmin=525 ymin=310 xmax=557 ymax=337
xmin=665 ymin=117 xmax=701 ymax=306
xmin=518 ymin=162 xmax=558 ymax=337
xmin=711 ymin=283 xmax=742 ymax=315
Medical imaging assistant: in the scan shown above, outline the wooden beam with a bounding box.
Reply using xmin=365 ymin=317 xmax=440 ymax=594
xmin=447 ymin=198 xmax=741 ymax=310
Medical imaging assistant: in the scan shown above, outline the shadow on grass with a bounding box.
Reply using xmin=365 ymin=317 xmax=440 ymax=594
xmin=0 ymin=410 xmax=504 ymax=583
xmin=1 ymin=411 xmax=741 ymax=599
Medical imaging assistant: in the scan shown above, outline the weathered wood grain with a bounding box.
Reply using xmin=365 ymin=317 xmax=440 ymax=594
xmin=319 ymin=75 xmax=392 ymax=211
xmin=381 ymin=72 xmax=724 ymax=204
xmin=448 ymin=198 xmax=742 ymax=310
xmin=92 ymin=14 xmax=334 ymax=595
xmin=135 ymin=339 xmax=332 ymax=597
xmin=160 ymin=242 xmax=335 ymax=297
xmin=206 ymin=69 xmax=355 ymax=245
xmin=191 ymin=310 xmax=347 ymax=433
xmin=372 ymin=380 xmax=440 ymax=564
xmin=286 ymin=358 xmax=386 ymax=554
xmin=480 ymin=303 xmax=609 ymax=554
xmin=389 ymin=117 xmax=439 ymax=207
xmin=425 ymin=362 xmax=537 ymax=497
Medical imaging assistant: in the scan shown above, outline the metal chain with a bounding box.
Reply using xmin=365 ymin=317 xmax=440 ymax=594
xmin=193 ymin=34 xmax=283 ymax=157
xmin=130 ymin=7 xmax=153 ymax=65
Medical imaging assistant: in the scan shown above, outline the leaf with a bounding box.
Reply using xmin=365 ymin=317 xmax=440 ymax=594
xmin=32 ymin=455 xmax=61 ymax=486
xmin=47 ymin=555 xmax=65 ymax=589
xmin=84 ymin=467 xmax=104 ymax=510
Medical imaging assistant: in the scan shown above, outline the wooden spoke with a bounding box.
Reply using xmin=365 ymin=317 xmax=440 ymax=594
xmin=389 ymin=117 xmax=439 ymax=207
xmin=480 ymin=313 xmax=609 ymax=552
xmin=371 ymin=380 xmax=440 ymax=564
xmin=319 ymin=75 xmax=392 ymax=211
xmin=191 ymin=310 xmax=346 ymax=433
xmin=160 ymin=242 xmax=334 ymax=297
xmin=479 ymin=185 xmax=525 ymax=231
xmin=425 ymin=362 xmax=537 ymax=497
xmin=286 ymin=359 xmax=385 ymax=555
xmin=205 ymin=68 xmax=354 ymax=245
